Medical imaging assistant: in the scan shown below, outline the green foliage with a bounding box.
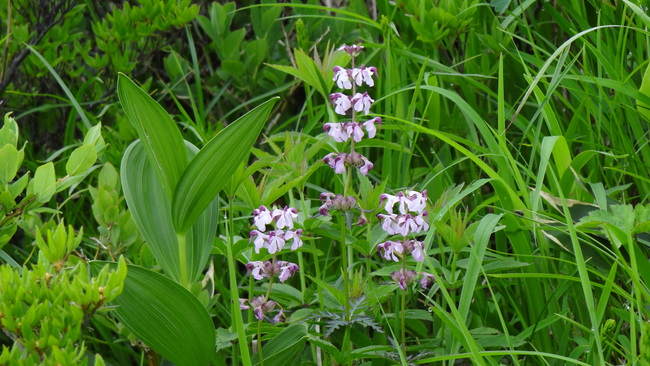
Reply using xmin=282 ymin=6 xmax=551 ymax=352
xmin=88 ymin=163 xmax=142 ymax=260
xmin=3 ymin=0 xmax=650 ymax=364
xmin=0 ymin=114 xmax=103 ymax=249
xmin=0 ymin=257 xmax=126 ymax=365
xmin=90 ymin=261 xmax=214 ymax=366
xmin=90 ymin=0 xmax=199 ymax=73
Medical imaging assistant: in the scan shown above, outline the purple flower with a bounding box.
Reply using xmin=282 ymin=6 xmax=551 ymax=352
xmin=277 ymin=261 xmax=300 ymax=282
xmin=403 ymin=239 xmax=425 ymax=262
xmin=250 ymin=230 xmax=270 ymax=254
xmin=324 ymin=122 xmax=349 ymax=142
xmin=273 ymin=206 xmax=298 ymax=230
xmin=350 ymin=65 xmax=378 ymax=87
xmin=251 ymin=230 xmax=289 ymax=254
xmin=361 ymin=65 xmax=378 ymax=87
xmin=380 ymin=192 xmax=405 ymax=215
xmin=377 ymin=213 xmax=398 ymax=235
xmin=363 ymin=117 xmax=381 ymax=139
xmin=323 ymin=153 xmax=346 ymax=174
xmin=351 ymin=92 xmax=374 ymax=115
xmin=333 ymin=66 xmax=352 ymax=89
xmin=248 ymin=296 xmax=277 ymax=321
xmin=359 ymin=155 xmax=373 ymax=176
xmin=330 ymin=93 xmax=351 ymax=115
xmin=378 ymin=240 xmax=403 ymax=262
xmin=253 ymin=206 xmax=273 ymax=231
xmin=246 ymin=261 xmax=269 ymax=280
xmin=391 ymin=269 xmax=417 ymax=290
xmin=267 ymin=230 xmax=286 ymax=254
xmin=346 ymin=122 xmax=365 ymax=142
xmin=420 ymin=273 xmax=435 ymax=289
xmin=272 ymin=309 xmax=286 ymax=324
xmin=242 ymin=296 xmax=284 ymax=323
xmin=404 ymin=190 xmax=428 ymax=214
xmin=378 ymin=190 xmax=429 ymax=236
xmin=246 ymin=260 xmax=299 ymax=282
xmin=319 ymin=192 xmax=335 ymax=215
xmin=239 ymin=298 xmax=250 ymax=310
xmin=285 ymin=229 xmax=303 ymax=250
xmin=338 ymin=44 xmax=364 ymax=57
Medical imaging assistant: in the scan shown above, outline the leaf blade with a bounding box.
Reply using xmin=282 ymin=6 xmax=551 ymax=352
xmin=172 ymin=97 xmax=278 ymax=234
xmin=90 ymin=262 xmax=215 ymax=366
xmin=117 ymin=74 xmax=188 ymax=199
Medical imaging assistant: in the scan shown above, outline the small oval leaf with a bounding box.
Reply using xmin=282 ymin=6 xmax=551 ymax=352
xmin=66 ymin=144 xmax=97 ymax=176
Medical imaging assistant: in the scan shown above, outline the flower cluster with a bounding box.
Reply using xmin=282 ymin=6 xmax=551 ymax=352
xmin=323 ymin=118 xmax=380 ymax=142
xmin=322 ymin=44 xmax=380 ymax=177
xmin=318 ymin=193 xmax=367 ymax=225
xmin=250 ymin=206 xmax=303 ymax=254
xmin=246 ymin=260 xmax=299 ymax=283
xmin=390 ymin=269 xmax=436 ymax=291
xmin=243 ymin=205 xmax=302 ymax=323
xmin=330 ymin=92 xmax=375 ymax=116
xmin=376 ymin=189 xmax=434 ymax=290
xmin=240 ymin=296 xmax=286 ymax=323
xmin=377 ymin=239 xmax=424 ymax=262
xmin=377 ymin=191 xmax=429 ymax=237
xmin=323 ymin=152 xmax=373 ymax=176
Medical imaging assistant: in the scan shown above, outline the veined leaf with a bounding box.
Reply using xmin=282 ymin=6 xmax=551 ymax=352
xmin=117 ymin=74 xmax=188 ymax=199
xmin=253 ymin=323 xmax=308 ymax=366
xmin=172 ymin=97 xmax=278 ymax=234
xmin=122 ymin=140 xmax=217 ymax=284
xmin=90 ymin=262 xmax=214 ymax=366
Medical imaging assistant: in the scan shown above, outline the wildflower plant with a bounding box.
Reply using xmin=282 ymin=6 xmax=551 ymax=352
xmin=376 ymin=190 xmax=433 ymax=354
xmin=244 ymin=205 xmax=301 ymax=361
xmin=323 ymin=44 xmax=381 ymax=179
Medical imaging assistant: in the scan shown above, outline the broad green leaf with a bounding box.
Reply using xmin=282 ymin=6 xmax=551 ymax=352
xmin=253 ymin=323 xmax=308 ymax=366
xmin=0 ymin=144 xmax=19 ymax=184
xmin=122 ymin=140 xmax=218 ymax=284
xmin=27 ymin=162 xmax=55 ymax=203
xmin=118 ymin=74 xmax=188 ymax=199
xmin=90 ymin=262 xmax=214 ymax=366
xmin=172 ymin=97 xmax=278 ymax=234
xmin=66 ymin=144 xmax=97 ymax=176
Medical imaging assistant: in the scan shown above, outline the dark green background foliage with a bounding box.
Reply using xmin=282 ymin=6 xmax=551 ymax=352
xmin=1 ymin=0 xmax=650 ymax=365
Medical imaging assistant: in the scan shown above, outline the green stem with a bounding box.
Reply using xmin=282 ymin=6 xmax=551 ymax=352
xmin=401 ymin=254 xmax=407 ymax=356
xmin=450 ymin=251 xmax=459 ymax=283
xmin=297 ymin=191 xmax=309 ymax=304
xmin=339 ymin=214 xmax=352 ymax=366
xmin=226 ymin=197 xmax=252 ymax=365
xmin=339 ymin=216 xmax=350 ymax=321
xmin=257 ymin=320 xmax=264 ymax=366
xmin=177 ymin=233 xmax=189 ymax=288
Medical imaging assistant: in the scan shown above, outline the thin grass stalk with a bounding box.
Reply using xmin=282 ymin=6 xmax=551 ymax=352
xmin=226 ymin=197 xmax=252 ymax=365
